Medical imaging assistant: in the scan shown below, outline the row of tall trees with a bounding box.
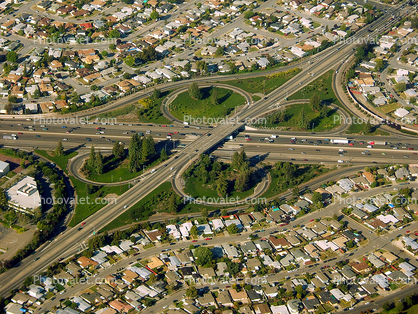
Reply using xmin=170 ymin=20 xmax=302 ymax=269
xmin=128 ymin=134 xmax=156 ymax=172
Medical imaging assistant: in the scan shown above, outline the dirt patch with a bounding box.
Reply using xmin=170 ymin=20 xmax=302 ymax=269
xmin=0 ymin=224 xmax=35 ymax=260
xmin=104 ymin=193 xmax=118 ymax=202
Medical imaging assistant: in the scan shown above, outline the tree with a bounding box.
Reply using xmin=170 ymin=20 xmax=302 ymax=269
xmin=227 ymin=224 xmax=239 ymax=234
xmin=152 ymin=88 xmax=161 ymax=99
xmin=346 ymin=240 xmax=354 ymax=248
xmin=6 ymin=51 xmax=18 ymax=63
xmin=160 ymin=148 xmax=168 ymax=161
xmin=88 ymin=146 xmax=96 ymax=167
xmin=395 ymin=301 xmax=404 ymax=312
xmin=55 ymin=139 xmax=64 ymax=157
xmin=168 ymin=194 xmax=178 ymax=212
xmin=244 ymin=11 xmax=255 ymax=19
xmin=8 ymin=95 xmax=17 ymax=103
xmin=382 ymin=302 xmax=393 ymax=311
xmin=211 ymin=88 xmax=219 ymax=105
xmin=190 ymin=225 xmax=198 ymax=237
xmin=101 ymin=50 xmax=108 ymax=57
xmin=312 ymin=192 xmax=322 ymax=203
xmin=113 ymin=141 xmax=125 ymax=158
xmin=150 ymin=10 xmax=159 ymax=20
xmin=363 ymin=122 xmax=373 ymax=134
xmin=194 ymin=246 xmax=213 ymax=266
xmin=108 ymin=29 xmax=121 ymax=38
xmin=202 ymin=208 xmax=208 ymax=219
xmin=215 ymin=46 xmax=224 ymax=56
xmin=216 ymin=172 xmax=228 ymax=197
xmin=33 ymin=89 xmax=41 ymax=98
xmin=188 ymin=82 xmax=203 ymax=100
xmin=142 ymin=136 xmax=156 ymax=161
xmin=95 ymin=151 xmax=104 ymax=174
xmin=129 ymin=134 xmax=142 ymax=172
xmin=297 ymin=107 xmax=309 ymax=129
xmin=309 ymin=94 xmax=321 ymax=111
xmin=375 ymin=58 xmax=384 ymax=71
xmin=235 ymin=171 xmax=250 ymax=192
xmin=148 ymin=273 xmax=157 ymax=284
xmin=395 ymin=82 xmax=406 ymax=93
xmin=186 ymin=286 xmax=198 ymax=299
xmin=292 ymin=186 xmax=300 ymax=198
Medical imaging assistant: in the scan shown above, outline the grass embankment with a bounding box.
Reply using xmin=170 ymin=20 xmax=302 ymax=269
xmin=170 ymin=87 xmax=245 ymax=120
xmin=261 ymin=162 xmax=331 ymax=199
xmin=220 ymin=68 xmax=301 ymax=95
xmin=288 ymin=70 xmax=342 ymax=107
xmin=93 ymin=91 xmax=171 ymax=124
xmin=346 ymin=122 xmax=390 ymax=136
xmin=101 ymin=182 xmax=229 ymax=231
xmin=258 ymin=103 xmax=341 ymax=132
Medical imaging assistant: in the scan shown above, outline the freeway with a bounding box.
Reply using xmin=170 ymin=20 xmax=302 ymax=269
xmin=0 ymin=2 xmax=412 ymax=298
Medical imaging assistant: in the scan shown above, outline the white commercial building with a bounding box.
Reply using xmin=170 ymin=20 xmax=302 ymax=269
xmin=0 ymin=160 xmax=9 ymax=177
xmin=6 ymin=176 xmax=41 ymax=213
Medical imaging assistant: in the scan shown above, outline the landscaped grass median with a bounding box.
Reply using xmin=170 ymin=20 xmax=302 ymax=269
xmin=219 ymin=68 xmax=301 ymax=95
xmin=170 ymin=86 xmax=246 ymax=120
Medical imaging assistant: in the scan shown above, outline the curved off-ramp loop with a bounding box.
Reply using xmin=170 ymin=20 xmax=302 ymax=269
xmin=161 ymin=83 xmax=253 ymax=126
xmin=67 ymin=150 xmax=152 ymax=187
xmin=171 ymin=158 xmax=271 ymax=206
xmin=248 ymin=99 xmax=352 ymax=134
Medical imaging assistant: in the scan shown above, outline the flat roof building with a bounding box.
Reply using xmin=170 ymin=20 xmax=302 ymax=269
xmin=6 ymin=176 xmax=41 ymax=213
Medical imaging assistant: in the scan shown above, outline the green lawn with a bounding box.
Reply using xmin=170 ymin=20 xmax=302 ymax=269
xmin=220 ymin=68 xmax=301 ymax=95
xmin=35 ymin=150 xmax=77 ymax=173
xmin=288 ymin=70 xmax=342 ymax=107
xmin=406 ymin=304 xmax=418 ymax=314
xmin=256 ymin=103 xmax=341 ymax=132
xmin=252 ymin=95 xmax=262 ymax=101
xmin=346 ymin=122 xmax=390 ymax=136
xmin=93 ymin=104 xmax=136 ymax=119
xmin=85 ymin=150 xmax=171 ymax=183
xmin=185 ymin=173 xmax=258 ymax=199
xmin=170 ymin=87 xmax=245 ymax=120
xmin=85 ymin=154 xmax=142 ymax=183
xmin=68 ymin=176 xmax=129 ymax=226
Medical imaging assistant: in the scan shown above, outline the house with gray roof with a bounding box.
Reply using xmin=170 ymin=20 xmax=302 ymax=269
xmin=241 ymin=241 xmax=257 ymax=255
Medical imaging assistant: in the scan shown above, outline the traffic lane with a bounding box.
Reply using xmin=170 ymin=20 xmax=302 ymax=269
xmin=231 ymin=135 xmax=418 ymax=151
xmin=4 ymin=133 xmax=416 ymax=165
xmin=0 ymin=122 xmax=208 ymax=136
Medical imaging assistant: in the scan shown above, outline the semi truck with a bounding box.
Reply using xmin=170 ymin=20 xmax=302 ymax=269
xmin=3 ymin=135 xmax=17 ymax=140
xmin=368 ymin=141 xmax=387 ymax=145
xmin=331 ymin=139 xmax=349 ymax=144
